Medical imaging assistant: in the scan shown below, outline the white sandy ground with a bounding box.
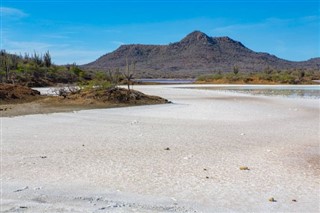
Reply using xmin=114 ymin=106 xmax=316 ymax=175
xmin=1 ymin=85 xmax=319 ymax=212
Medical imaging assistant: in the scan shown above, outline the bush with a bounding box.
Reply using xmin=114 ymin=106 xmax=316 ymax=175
xmin=197 ymin=73 xmax=223 ymax=81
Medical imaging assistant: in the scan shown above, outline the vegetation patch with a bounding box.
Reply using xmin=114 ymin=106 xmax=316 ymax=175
xmin=0 ymin=50 xmax=89 ymax=86
xmin=196 ymin=69 xmax=320 ymax=85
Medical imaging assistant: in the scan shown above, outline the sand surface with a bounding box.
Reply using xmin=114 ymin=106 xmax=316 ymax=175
xmin=1 ymin=85 xmax=319 ymax=212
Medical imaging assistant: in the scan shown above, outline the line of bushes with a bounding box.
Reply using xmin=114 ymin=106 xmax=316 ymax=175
xmin=197 ymin=69 xmax=320 ymax=84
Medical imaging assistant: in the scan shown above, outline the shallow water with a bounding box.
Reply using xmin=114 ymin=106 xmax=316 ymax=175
xmin=188 ymin=85 xmax=320 ymax=99
xmin=135 ymin=79 xmax=195 ymax=84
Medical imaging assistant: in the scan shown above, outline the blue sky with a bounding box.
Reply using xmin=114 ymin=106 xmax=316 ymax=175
xmin=1 ymin=0 xmax=319 ymax=65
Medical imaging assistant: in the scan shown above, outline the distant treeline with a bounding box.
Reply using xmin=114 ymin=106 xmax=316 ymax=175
xmin=197 ymin=66 xmax=320 ymax=84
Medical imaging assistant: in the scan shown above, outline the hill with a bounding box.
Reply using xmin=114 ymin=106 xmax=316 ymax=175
xmin=83 ymin=31 xmax=320 ymax=78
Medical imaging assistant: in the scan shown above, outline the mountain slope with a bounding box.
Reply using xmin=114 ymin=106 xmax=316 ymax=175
xmin=83 ymin=31 xmax=320 ymax=78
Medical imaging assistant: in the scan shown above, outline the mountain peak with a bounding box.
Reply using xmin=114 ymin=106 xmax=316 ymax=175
xmin=180 ymin=31 xmax=211 ymax=43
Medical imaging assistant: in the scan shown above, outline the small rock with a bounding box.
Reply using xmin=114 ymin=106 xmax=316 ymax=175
xmin=164 ymin=147 xmax=170 ymax=151
xmin=33 ymin=187 xmax=42 ymax=190
xmin=82 ymin=144 xmax=85 ymax=147
xmin=14 ymin=186 xmax=28 ymax=192
xmin=292 ymin=199 xmax=297 ymax=202
xmin=19 ymin=206 xmax=27 ymax=209
xmin=239 ymin=166 xmax=250 ymax=170
xmin=203 ymin=168 xmax=207 ymax=171
xmin=40 ymin=156 xmax=47 ymax=159
xmin=240 ymin=133 xmax=246 ymax=136
xmin=206 ymin=176 xmax=209 ymax=179
xmin=130 ymin=120 xmax=138 ymax=125
xmin=269 ymin=197 xmax=276 ymax=202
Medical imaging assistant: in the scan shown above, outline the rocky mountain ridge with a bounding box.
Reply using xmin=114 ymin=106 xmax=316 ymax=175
xmin=83 ymin=31 xmax=320 ymax=78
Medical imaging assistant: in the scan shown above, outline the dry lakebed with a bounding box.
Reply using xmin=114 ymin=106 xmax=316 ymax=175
xmin=1 ymin=84 xmax=319 ymax=212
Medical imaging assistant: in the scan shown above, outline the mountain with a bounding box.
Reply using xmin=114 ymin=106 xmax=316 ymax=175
xmin=83 ymin=31 xmax=320 ymax=78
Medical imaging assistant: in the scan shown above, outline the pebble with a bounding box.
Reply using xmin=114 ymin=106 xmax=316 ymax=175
xmin=269 ymin=197 xmax=276 ymax=202
xmin=33 ymin=187 xmax=42 ymax=190
xmin=239 ymin=166 xmax=250 ymax=170
xmin=164 ymin=147 xmax=170 ymax=151
xmin=130 ymin=120 xmax=138 ymax=125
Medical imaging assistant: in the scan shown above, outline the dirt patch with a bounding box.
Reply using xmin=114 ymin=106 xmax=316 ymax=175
xmin=68 ymin=87 xmax=168 ymax=105
xmin=0 ymin=84 xmax=40 ymax=103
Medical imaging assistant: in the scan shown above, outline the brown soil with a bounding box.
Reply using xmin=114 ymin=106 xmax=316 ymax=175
xmin=0 ymin=84 xmax=40 ymax=103
xmin=68 ymin=87 xmax=168 ymax=105
xmin=0 ymin=85 xmax=169 ymax=117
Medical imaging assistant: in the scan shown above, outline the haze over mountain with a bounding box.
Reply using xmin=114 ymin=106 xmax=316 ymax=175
xmin=83 ymin=31 xmax=320 ymax=78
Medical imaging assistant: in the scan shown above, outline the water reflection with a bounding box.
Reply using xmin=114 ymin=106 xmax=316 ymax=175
xmin=190 ymin=86 xmax=320 ymax=99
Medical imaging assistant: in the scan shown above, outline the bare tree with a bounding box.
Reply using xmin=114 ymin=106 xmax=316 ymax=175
xmin=123 ymin=58 xmax=136 ymax=91
xmin=107 ymin=68 xmax=121 ymax=88
xmin=52 ymin=85 xmax=80 ymax=99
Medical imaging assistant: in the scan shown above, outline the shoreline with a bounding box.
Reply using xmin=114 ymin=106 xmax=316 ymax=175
xmin=0 ymin=97 xmax=166 ymax=117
